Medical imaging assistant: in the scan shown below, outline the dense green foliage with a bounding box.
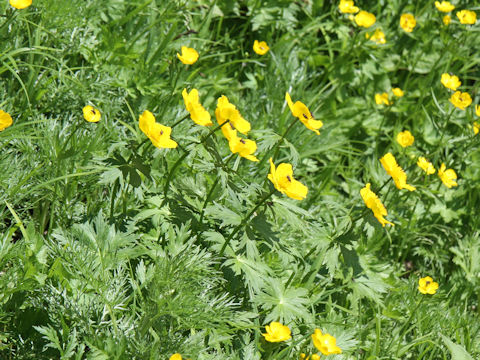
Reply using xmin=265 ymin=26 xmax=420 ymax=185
xmin=1 ymin=0 xmax=479 ymax=359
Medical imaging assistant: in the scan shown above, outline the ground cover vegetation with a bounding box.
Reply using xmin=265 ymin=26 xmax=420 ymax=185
xmin=1 ymin=0 xmax=479 ymax=358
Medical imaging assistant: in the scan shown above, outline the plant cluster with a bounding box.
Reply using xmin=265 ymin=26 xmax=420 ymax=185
xmin=1 ymin=0 xmax=479 ymax=359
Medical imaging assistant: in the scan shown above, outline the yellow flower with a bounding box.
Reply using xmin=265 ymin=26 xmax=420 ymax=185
xmin=366 ymin=29 xmax=386 ymax=44
xmin=449 ymin=91 xmax=472 ymax=110
xmin=311 ymin=329 xmax=342 ymax=356
xmin=440 ymin=73 xmax=461 ymax=91
xmin=138 ymin=110 xmax=178 ymax=149
xmin=82 ymin=105 xmax=101 ymax=123
xmin=338 ymin=0 xmax=359 ymax=14
xmin=396 ymin=130 xmax=414 ymax=148
xmin=262 ymin=321 xmax=292 ymax=342
xmin=375 ymin=93 xmax=391 ymax=106
xmin=380 ymin=153 xmax=416 ymax=191
xmin=285 ymin=92 xmax=323 ymax=135
xmin=228 ymin=133 xmax=259 ymax=162
xmin=169 ymin=354 xmax=182 ymax=360
xmin=456 ymin=10 xmax=477 ymax=25
xmin=253 ymin=40 xmax=269 ymax=55
xmin=268 ymin=158 xmax=308 ymax=200
xmin=0 ymin=110 xmax=13 ymax=131
xmin=418 ymin=276 xmax=439 ymax=295
xmin=435 ymin=1 xmax=455 ymax=12
xmin=476 ymin=104 xmax=480 ymax=117
xmin=354 ymin=10 xmax=376 ymax=28
xmin=417 ymin=157 xmax=436 ymax=175
xmin=438 ymin=163 xmax=458 ymax=188
xmin=215 ymin=95 xmax=251 ymax=136
xmin=177 ymin=46 xmax=199 ymax=65
xmin=473 ymin=122 xmax=480 ymax=135
xmin=182 ymin=88 xmax=212 ymax=126
xmin=9 ymin=0 xmax=32 ymax=9
xmin=392 ymin=87 xmax=404 ymax=97
xmin=219 ymin=119 xmax=237 ymax=142
xmin=300 ymin=354 xmax=320 ymax=360
xmin=443 ymin=15 xmax=452 ymax=25
xmin=400 ymin=13 xmax=416 ymax=32
xmin=360 ymin=183 xmax=394 ymax=227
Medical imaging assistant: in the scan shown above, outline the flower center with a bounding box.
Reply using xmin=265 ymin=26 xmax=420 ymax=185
xmin=426 ymin=281 xmax=431 ymax=286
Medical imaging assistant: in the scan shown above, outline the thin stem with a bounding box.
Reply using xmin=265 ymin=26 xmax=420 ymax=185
xmin=49 ymin=120 xmax=85 ymax=231
xmin=162 ymin=121 xmax=228 ymax=201
xmin=171 ymin=113 xmax=190 ymax=129
xmin=385 ymin=295 xmax=424 ymax=355
xmin=437 ymin=107 xmax=455 ymax=146
xmin=199 ymin=154 xmax=235 ymax=225
xmin=256 ymin=116 xmax=299 ymax=176
xmin=218 ymin=188 xmax=276 ymax=257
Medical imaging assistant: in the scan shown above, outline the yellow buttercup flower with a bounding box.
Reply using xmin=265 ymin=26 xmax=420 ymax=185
xmin=418 ymin=276 xmax=439 ymax=295
xmin=380 ymin=153 xmax=416 ymax=191
xmin=400 ymin=13 xmax=416 ymax=32
xmin=82 ymin=105 xmax=101 ymax=123
xmin=366 ymin=29 xmax=386 ymax=44
xmin=392 ymin=87 xmax=404 ymax=97
xmin=476 ymin=104 xmax=480 ymax=117
xmin=177 ymin=46 xmax=199 ymax=65
xmin=138 ymin=110 xmax=178 ymax=149
xmin=268 ymin=158 xmax=308 ymax=200
xmin=262 ymin=321 xmax=291 ymax=342
xmin=215 ymin=95 xmax=251 ymax=136
xmin=300 ymin=354 xmax=320 ymax=360
xmin=219 ymin=119 xmax=237 ymax=142
xmin=253 ymin=40 xmax=269 ymax=55
xmin=354 ymin=10 xmax=376 ymax=28
xmin=456 ymin=10 xmax=477 ymax=25
xmin=228 ymin=133 xmax=259 ymax=162
xmin=360 ymin=183 xmax=394 ymax=227
xmin=417 ymin=157 xmax=436 ymax=175
xmin=285 ymin=92 xmax=323 ymax=135
xmin=9 ymin=0 xmax=32 ymax=9
xmin=443 ymin=15 xmax=451 ymax=25
xmin=182 ymin=88 xmax=212 ymax=126
xmin=441 ymin=73 xmax=461 ymax=91
xmin=338 ymin=0 xmax=359 ymax=14
xmin=311 ymin=329 xmax=342 ymax=356
xmin=396 ymin=130 xmax=414 ymax=148
xmin=0 ymin=110 xmax=13 ymax=131
xmin=169 ymin=354 xmax=182 ymax=360
xmin=375 ymin=93 xmax=391 ymax=106
xmin=438 ymin=163 xmax=457 ymax=188
xmin=449 ymin=91 xmax=472 ymax=110
xmin=435 ymin=1 xmax=455 ymax=12
xmin=473 ymin=122 xmax=480 ymax=135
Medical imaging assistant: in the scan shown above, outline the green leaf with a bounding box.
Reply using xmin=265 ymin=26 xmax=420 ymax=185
xmin=440 ymin=334 xmax=474 ymax=360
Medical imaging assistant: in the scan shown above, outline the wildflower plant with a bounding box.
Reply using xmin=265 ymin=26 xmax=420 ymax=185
xmin=0 ymin=0 xmax=479 ymax=359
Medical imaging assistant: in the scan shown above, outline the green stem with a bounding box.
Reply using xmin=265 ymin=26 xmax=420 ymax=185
xmin=218 ymin=188 xmax=275 ymax=257
xmin=199 ymin=154 xmax=235 ymax=225
xmin=171 ymin=113 xmax=190 ymax=129
xmin=49 ymin=120 xmax=85 ymax=231
xmin=256 ymin=116 xmax=299 ymax=176
xmin=385 ymin=296 xmax=424 ymax=355
xmin=162 ymin=121 xmax=228 ymax=201
xmin=437 ymin=107 xmax=455 ymax=147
